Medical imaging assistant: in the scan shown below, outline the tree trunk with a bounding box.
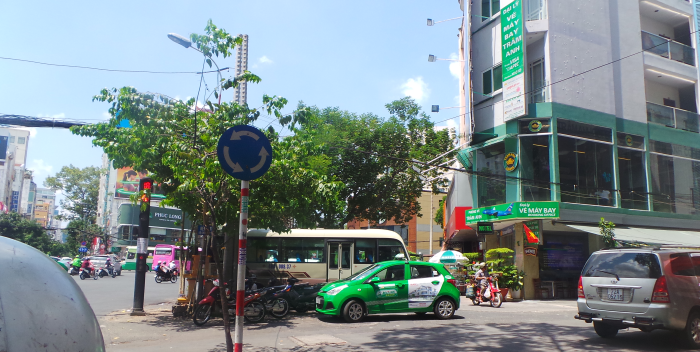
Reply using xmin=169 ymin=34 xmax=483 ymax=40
xmin=210 ymin=227 xmax=233 ymax=352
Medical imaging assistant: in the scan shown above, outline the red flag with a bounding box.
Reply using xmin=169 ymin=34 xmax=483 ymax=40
xmin=523 ymin=223 xmax=539 ymax=244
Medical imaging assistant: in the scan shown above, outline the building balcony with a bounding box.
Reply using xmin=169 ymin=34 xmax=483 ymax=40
xmin=647 ymin=101 xmax=700 ymax=132
xmin=642 ymin=31 xmax=695 ymax=66
xmin=525 ymin=0 xmax=546 ymax=21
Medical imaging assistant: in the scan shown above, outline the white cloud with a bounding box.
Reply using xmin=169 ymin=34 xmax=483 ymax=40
xmin=448 ymin=53 xmax=461 ymax=80
xmin=401 ymin=77 xmax=429 ymax=103
xmin=259 ymin=56 xmax=273 ymax=64
xmin=28 ymin=159 xmax=53 ymax=176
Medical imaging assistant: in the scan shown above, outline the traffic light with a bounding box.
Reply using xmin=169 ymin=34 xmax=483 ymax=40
xmin=139 ymin=178 xmax=153 ymax=202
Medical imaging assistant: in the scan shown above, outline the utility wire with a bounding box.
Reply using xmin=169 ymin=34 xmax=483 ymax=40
xmin=0 ymin=56 xmax=225 ymax=74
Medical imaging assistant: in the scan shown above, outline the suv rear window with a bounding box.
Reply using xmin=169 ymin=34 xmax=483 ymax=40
xmin=582 ymin=252 xmax=661 ymax=279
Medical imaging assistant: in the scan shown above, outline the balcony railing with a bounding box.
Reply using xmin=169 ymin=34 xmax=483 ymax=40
xmin=647 ymin=102 xmax=700 ymax=133
xmin=526 ymin=0 xmax=547 ymax=21
xmin=641 ymin=31 xmax=695 ymax=66
xmin=529 ymin=81 xmax=549 ymax=104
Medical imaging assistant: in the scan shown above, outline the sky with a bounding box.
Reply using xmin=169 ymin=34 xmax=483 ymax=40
xmin=0 ymin=1 xmax=464 ymax=189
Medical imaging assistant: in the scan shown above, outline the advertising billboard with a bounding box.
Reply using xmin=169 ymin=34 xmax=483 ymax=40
xmin=115 ymin=167 xmax=165 ymax=199
xmin=501 ymin=0 xmax=527 ymax=120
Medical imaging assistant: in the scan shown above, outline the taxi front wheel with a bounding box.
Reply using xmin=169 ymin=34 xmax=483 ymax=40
xmin=342 ymin=300 xmax=365 ymax=323
xmin=434 ymin=297 xmax=455 ymax=319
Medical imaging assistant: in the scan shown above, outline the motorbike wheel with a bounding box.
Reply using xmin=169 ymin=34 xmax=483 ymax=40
xmin=269 ymin=298 xmax=290 ymax=319
xmin=93 ymin=273 xmax=99 ymax=280
xmin=490 ymin=292 xmax=503 ymax=308
xmin=111 ymin=272 xmax=116 ymax=278
xmin=79 ymin=272 xmax=86 ymax=280
xmin=471 ymin=298 xmax=480 ymax=305
xmin=170 ymin=275 xmax=177 ymax=284
xmin=193 ymin=304 xmax=213 ymax=326
xmin=244 ymin=301 xmax=266 ymax=323
xmin=155 ymin=275 xmax=163 ymax=283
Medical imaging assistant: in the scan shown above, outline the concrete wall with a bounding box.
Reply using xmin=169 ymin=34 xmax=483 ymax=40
xmin=645 ymin=80 xmax=680 ymax=105
xmin=640 ymin=15 xmax=674 ymax=39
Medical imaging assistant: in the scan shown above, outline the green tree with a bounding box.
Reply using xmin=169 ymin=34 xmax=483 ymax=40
xmin=44 ymin=165 xmax=101 ymax=223
xmin=0 ymin=212 xmax=68 ymax=256
xmin=63 ymin=219 xmax=102 ymax=255
xmin=434 ymin=195 xmax=447 ymax=229
xmin=70 ymin=20 xmax=343 ymax=351
xmin=288 ymin=98 xmax=456 ymax=226
xmin=599 ymin=217 xmax=617 ymax=248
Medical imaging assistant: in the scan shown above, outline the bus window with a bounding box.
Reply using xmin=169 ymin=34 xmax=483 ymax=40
xmin=248 ymin=238 xmax=280 ymax=263
xmin=155 ymin=248 xmax=172 ymax=256
xmin=304 ymin=239 xmax=324 ymax=263
xmin=127 ymin=252 xmax=135 ymax=260
xmin=355 ymin=239 xmax=375 ymax=264
xmin=377 ymin=239 xmax=405 ymax=262
xmin=281 ymin=238 xmax=303 ymax=262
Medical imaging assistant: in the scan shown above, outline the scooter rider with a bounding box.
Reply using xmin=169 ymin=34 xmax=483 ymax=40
xmin=168 ymin=260 xmax=176 ymax=273
xmin=81 ymin=258 xmax=95 ymax=276
xmin=474 ymin=263 xmax=488 ymax=303
xmin=71 ymin=255 xmax=82 ymax=270
xmin=105 ymin=257 xmax=113 ymax=274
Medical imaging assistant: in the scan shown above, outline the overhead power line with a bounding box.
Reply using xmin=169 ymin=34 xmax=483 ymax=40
xmin=0 ymin=56 xmax=227 ymax=74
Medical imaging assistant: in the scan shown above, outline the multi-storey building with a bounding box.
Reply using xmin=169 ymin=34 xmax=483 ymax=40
xmin=443 ymin=0 xmax=700 ymax=299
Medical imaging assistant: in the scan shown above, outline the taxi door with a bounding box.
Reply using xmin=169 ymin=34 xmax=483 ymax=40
xmin=370 ymin=263 xmax=408 ymax=312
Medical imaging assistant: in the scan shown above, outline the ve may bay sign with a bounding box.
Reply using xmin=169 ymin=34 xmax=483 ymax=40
xmin=501 ymin=0 xmax=526 ymax=120
xmin=465 ymin=202 xmax=559 ymax=223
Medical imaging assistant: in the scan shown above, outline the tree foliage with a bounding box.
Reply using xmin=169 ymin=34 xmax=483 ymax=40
xmin=0 ymin=212 xmax=69 ymax=256
xmin=599 ymin=217 xmax=617 ymax=248
xmin=287 ymin=98 xmax=456 ymax=226
xmin=45 ymin=165 xmax=101 ymax=222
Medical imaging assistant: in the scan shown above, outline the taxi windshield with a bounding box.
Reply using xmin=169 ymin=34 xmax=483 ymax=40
xmin=346 ymin=264 xmax=380 ymax=281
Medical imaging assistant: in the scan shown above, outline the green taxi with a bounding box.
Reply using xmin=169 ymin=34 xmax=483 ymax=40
xmin=316 ymin=260 xmax=461 ymax=322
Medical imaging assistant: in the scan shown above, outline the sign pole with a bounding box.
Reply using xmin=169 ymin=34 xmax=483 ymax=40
xmin=131 ymin=178 xmax=152 ymax=316
xmin=234 ymin=180 xmax=249 ymax=352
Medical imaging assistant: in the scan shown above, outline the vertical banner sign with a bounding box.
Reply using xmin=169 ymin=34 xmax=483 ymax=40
xmin=501 ymin=0 xmax=527 ymax=120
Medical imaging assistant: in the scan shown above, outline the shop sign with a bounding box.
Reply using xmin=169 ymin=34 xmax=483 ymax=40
xmin=465 ymin=201 xmax=559 ymax=223
xmin=528 ymin=120 xmax=543 ymax=132
xmin=524 ymin=247 xmax=537 ymax=256
xmin=501 ymin=0 xmax=527 ymax=120
xmin=625 ymin=135 xmax=634 ymax=147
xmin=523 ymin=220 xmax=541 ymax=245
xmin=476 ymin=222 xmax=494 ymax=235
xmin=504 ymin=152 xmax=519 ymax=172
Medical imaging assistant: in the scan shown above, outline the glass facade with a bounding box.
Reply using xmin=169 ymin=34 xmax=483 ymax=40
xmin=520 ymin=135 xmax=551 ymax=201
xmin=649 ymin=151 xmax=700 ymax=215
xmin=476 ymin=142 xmax=506 ymax=207
xmin=558 ymin=136 xmax=614 ymax=206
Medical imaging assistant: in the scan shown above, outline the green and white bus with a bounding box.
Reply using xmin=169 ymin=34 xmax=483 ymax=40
xmin=247 ymin=229 xmax=408 ymax=283
xmin=122 ymin=246 xmax=155 ymax=271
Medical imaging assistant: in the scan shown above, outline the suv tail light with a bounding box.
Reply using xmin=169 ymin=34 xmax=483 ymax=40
xmin=578 ymin=276 xmax=585 ymax=298
xmin=447 ymin=279 xmax=457 ymax=287
xmin=652 ymin=275 xmax=670 ymax=303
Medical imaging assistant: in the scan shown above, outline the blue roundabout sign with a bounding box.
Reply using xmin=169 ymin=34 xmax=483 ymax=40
xmin=217 ymin=125 xmax=272 ymax=181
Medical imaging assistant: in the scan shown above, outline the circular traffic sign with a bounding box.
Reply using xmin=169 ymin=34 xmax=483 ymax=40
xmin=217 ymin=125 xmax=272 ymax=181
xmin=81 ymin=241 xmax=86 ymax=246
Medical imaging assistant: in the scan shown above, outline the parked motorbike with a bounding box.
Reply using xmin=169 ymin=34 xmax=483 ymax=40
xmin=97 ymin=267 xmax=115 ymax=278
xmin=79 ymin=268 xmax=98 ymax=281
xmin=193 ymin=280 xmax=268 ymax=326
xmin=285 ymin=278 xmax=324 ymax=313
xmin=155 ymin=268 xmax=178 ymax=283
xmin=468 ymin=274 xmax=503 ymax=308
xmin=261 ymin=284 xmax=291 ymax=319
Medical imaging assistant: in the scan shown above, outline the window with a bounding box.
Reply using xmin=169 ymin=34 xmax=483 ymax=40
xmin=248 ymin=238 xmax=280 ymax=263
xmin=377 ymin=239 xmax=405 ymax=262
xmin=482 ymin=65 xmax=503 ymax=95
xmin=248 ymin=238 xmax=325 ymax=263
xmin=155 ymin=248 xmax=172 ymax=256
xmin=618 ymin=147 xmax=648 ymax=210
xmin=410 ymin=265 xmax=437 ymax=279
xmin=529 ymin=58 xmax=547 ymax=103
xmin=520 ymin=136 xmax=551 ymax=201
xmin=558 ymin=130 xmax=614 ymax=206
xmin=670 ymin=253 xmax=696 ymax=276
xmin=355 ymin=239 xmax=376 ymax=264
xmin=17 ymin=137 xmax=25 ymax=145
xmin=120 ymin=226 xmax=131 ymax=240
xmin=373 ymin=264 xmax=405 ymax=282
xmin=476 ymin=142 xmax=506 ymax=207
xmin=482 ymin=0 xmax=500 ymax=21
xmin=127 ymin=252 xmax=135 ymax=260
xmin=649 ymin=153 xmax=700 ymax=214
xmin=582 ymin=253 xmax=661 ymax=279
xmin=9 ymin=136 xmax=14 ymax=143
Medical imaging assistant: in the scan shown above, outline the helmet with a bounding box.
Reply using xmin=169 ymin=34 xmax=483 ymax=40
xmin=158 ymin=261 xmax=162 ymax=264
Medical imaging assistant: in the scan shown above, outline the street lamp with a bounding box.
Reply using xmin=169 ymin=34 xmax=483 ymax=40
xmin=426 ymin=16 xmax=463 ymax=26
xmin=167 ymin=33 xmax=194 ymax=49
xmin=428 ymin=55 xmax=465 ymax=62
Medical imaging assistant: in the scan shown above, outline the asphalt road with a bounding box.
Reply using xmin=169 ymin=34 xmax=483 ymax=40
xmin=101 ymin=298 xmax=696 ymax=352
xmin=72 ymin=270 xmax=181 ymax=316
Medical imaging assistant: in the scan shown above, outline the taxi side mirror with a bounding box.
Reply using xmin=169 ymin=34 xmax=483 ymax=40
xmin=370 ymin=276 xmax=381 ymax=283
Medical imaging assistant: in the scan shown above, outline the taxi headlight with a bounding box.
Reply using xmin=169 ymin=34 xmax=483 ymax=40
xmin=327 ymin=285 xmax=347 ymax=296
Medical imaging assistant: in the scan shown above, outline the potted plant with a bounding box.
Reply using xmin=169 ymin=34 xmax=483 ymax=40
xmin=485 ymin=248 xmax=524 ymax=299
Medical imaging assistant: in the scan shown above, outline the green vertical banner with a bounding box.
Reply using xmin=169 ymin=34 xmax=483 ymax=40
xmin=501 ymin=0 xmax=526 ymax=120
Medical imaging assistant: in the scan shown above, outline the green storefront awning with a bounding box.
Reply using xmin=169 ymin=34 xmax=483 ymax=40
xmin=456 ymin=133 xmax=517 ymax=169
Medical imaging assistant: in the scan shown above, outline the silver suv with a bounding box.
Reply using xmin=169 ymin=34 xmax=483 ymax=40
xmin=91 ymin=254 xmax=122 ymax=276
xmin=575 ymin=247 xmax=700 ymax=347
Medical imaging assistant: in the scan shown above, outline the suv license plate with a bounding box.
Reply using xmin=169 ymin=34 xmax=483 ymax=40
xmin=607 ymin=288 xmax=623 ymax=301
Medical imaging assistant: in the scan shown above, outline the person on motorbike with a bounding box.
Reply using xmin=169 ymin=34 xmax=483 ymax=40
xmin=71 ymin=256 xmax=82 ymax=270
xmin=105 ymin=257 xmax=113 ymax=274
xmin=168 ymin=260 xmax=176 ymax=273
xmin=81 ymin=258 xmax=94 ymax=276
xmin=474 ymin=263 xmax=488 ymax=303
xmin=155 ymin=261 xmax=162 ymax=273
